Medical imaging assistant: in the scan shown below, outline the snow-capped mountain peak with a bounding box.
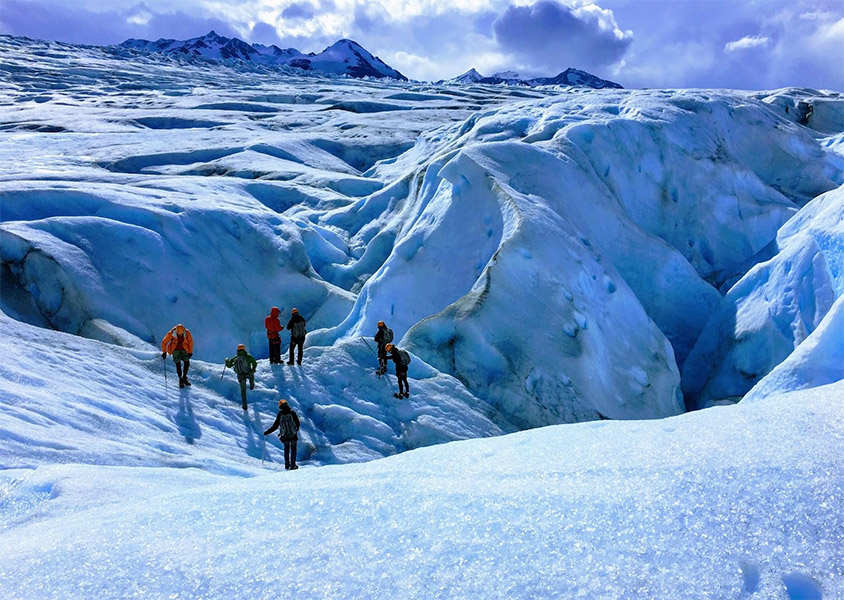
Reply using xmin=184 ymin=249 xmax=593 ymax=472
xmin=443 ymin=67 xmax=622 ymax=89
xmin=449 ymin=68 xmax=485 ymax=84
xmin=490 ymin=70 xmax=520 ymax=79
xmin=119 ymin=31 xmax=406 ymax=80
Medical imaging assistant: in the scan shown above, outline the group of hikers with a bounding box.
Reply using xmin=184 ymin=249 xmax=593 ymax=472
xmin=158 ymin=310 xmax=413 ymax=469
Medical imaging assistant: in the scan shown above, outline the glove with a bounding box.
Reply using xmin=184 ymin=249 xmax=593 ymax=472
xmin=188 ymin=353 xmax=193 ymax=359
xmin=161 ymin=352 xmax=167 ymax=360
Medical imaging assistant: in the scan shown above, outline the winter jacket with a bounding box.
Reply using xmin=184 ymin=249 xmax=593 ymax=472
xmin=225 ymin=349 xmax=257 ymax=374
xmin=265 ymin=307 xmax=282 ymax=340
xmin=264 ymin=406 xmax=300 ymax=442
xmin=374 ymin=325 xmax=393 ymax=350
xmin=161 ymin=327 xmax=194 ymax=354
xmin=287 ymin=314 xmax=307 ymax=340
xmin=389 ymin=347 xmax=410 ymax=368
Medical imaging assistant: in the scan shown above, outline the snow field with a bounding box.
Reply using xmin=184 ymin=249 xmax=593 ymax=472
xmin=0 ymin=311 xmax=506 ymax=470
xmin=1 ymin=381 xmax=842 ymax=599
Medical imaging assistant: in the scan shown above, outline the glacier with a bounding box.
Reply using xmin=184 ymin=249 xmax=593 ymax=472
xmin=1 ymin=34 xmax=843 ymax=599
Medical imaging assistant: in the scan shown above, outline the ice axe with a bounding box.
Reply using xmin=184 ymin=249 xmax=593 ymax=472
xmin=220 ymin=363 xmax=227 ymax=380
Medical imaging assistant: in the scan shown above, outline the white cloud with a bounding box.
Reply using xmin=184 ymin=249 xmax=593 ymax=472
xmin=724 ymin=35 xmax=770 ymax=52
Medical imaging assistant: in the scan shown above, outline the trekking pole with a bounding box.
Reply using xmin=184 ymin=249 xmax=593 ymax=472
xmin=261 ymin=437 xmax=266 ymax=466
xmin=220 ymin=364 xmax=227 ymax=381
xmin=163 ymin=356 xmax=169 ymax=402
xmin=360 ymin=337 xmax=378 ymax=355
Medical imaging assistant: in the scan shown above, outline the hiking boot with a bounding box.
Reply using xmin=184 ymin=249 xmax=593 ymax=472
xmin=289 ymin=465 xmax=298 ymax=470
xmin=179 ymin=379 xmax=185 ymax=389
xmin=183 ymin=378 xmax=191 ymax=387
xmin=287 ymin=361 xmax=294 ymax=365
xmin=242 ymin=402 xmax=248 ymax=410
xmin=404 ymin=392 xmax=410 ymax=398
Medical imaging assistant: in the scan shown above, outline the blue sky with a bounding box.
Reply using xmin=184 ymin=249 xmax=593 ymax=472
xmin=1 ymin=0 xmax=841 ymax=89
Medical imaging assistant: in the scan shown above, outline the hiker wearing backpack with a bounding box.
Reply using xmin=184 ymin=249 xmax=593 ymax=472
xmin=265 ymin=306 xmax=283 ymax=364
xmin=264 ymin=399 xmax=300 ymax=470
xmin=385 ymin=343 xmax=411 ymax=398
xmin=161 ymin=324 xmax=194 ymax=388
xmin=286 ymin=308 xmax=307 ymax=365
xmin=225 ymin=344 xmax=258 ymax=410
xmin=374 ymin=321 xmax=393 ymax=376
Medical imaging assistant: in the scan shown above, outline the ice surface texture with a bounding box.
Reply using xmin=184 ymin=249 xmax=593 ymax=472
xmin=1 ymin=381 xmax=842 ymax=599
xmin=1 ymin=33 xmax=844 ymax=600
xmin=2 ymin=36 xmax=843 ymax=429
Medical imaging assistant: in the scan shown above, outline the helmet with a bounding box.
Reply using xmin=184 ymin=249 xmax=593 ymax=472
xmin=291 ymin=308 xmax=299 ymax=314
xmin=377 ymin=321 xmax=385 ymax=327
xmin=237 ymin=344 xmax=246 ymax=351
xmin=175 ymin=324 xmax=185 ymax=333
xmin=278 ymin=399 xmax=288 ymax=408
xmin=384 ymin=343 xmax=394 ymax=352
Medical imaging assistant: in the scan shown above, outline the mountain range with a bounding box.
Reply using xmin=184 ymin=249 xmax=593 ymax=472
xmin=119 ymin=31 xmax=621 ymax=87
xmin=121 ymin=31 xmax=407 ymax=80
xmin=445 ymin=67 xmax=623 ymax=89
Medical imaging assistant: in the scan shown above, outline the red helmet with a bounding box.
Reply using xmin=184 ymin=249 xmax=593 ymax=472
xmin=237 ymin=344 xmax=246 ymax=351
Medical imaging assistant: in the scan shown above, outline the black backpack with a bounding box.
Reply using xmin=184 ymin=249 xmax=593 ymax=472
xmin=397 ymin=349 xmax=411 ymax=366
xmin=383 ymin=328 xmax=394 ymax=344
xmin=291 ymin=319 xmax=307 ymax=339
xmin=277 ymin=413 xmax=298 ymax=439
xmin=232 ymin=354 xmax=252 ymax=376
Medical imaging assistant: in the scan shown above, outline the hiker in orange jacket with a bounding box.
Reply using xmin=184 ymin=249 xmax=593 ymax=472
xmin=265 ymin=307 xmax=283 ymax=364
xmin=161 ymin=324 xmax=194 ymax=388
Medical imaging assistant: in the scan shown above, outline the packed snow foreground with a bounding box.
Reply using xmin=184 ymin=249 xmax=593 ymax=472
xmin=1 ymin=36 xmax=843 ymax=599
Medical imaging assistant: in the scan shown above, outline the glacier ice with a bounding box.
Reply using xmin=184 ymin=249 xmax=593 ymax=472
xmin=1 ymin=33 xmax=844 ymax=600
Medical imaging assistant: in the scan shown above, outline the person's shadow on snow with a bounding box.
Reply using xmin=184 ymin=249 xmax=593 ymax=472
xmin=241 ymin=407 xmax=268 ymax=460
xmin=175 ymin=390 xmax=201 ymax=444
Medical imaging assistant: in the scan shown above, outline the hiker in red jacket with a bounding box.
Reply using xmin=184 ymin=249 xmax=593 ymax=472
xmin=265 ymin=306 xmax=283 ymax=364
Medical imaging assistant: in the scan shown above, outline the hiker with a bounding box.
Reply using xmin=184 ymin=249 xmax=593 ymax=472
xmin=264 ymin=399 xmax=300 ymax=470
xmin=374 ymin=320 xmax=393 ymax=376
xmin=225 ymin=344 xmax=257 ymax=410
xmin=385 ymin=343 xmax=411 ymax=398
xmin=161 ymin=324 xmax=193 ymax=388
xmin=286 ymin=308 xmax=307 ymax=365
xmin=265 ymin=306 xmax=283 ymax=364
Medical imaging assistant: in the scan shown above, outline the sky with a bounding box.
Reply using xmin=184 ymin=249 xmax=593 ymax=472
xmin=0 ymin=0 xmax=842 ymax=89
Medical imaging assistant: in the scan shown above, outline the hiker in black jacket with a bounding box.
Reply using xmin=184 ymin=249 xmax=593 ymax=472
xmin=264 ymin=399 xmax=301 ymax=470
xmin=374 ymin=320 xmax=393 ymax=376
xmin=385 ymin=343 xmax=411 ymax=399
xmin=286 ymin=308 xmax=307 ymax=365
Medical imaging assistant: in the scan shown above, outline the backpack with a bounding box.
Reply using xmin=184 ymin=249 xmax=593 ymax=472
xmin=383 ymin=328 xmax=394 ymax=345
xmin=277 ymin=413 xmax=298 ymax=439
xmin=397 ymin=349 xmax=411 ymax=366
xmin=232 ymin=354 xmax=252 ymax=376
xmin=291 ymin=319 xmax=307 ymax=339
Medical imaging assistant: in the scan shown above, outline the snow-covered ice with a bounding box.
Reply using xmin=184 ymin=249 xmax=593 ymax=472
xmin=1 ymin=35 xmax=843 ymax=599
xmin=2 ymin=374 xmax=842 ymax=599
